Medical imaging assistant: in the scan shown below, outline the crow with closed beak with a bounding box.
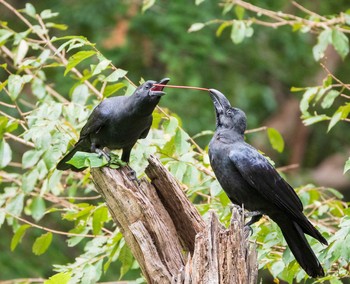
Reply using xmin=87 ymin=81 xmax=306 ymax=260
xmin=208 ymin=88 xmax=327 ymax=278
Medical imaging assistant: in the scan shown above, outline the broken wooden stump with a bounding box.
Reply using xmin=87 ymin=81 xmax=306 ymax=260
xmin=91 ymin=155 xmax=258 ymax=283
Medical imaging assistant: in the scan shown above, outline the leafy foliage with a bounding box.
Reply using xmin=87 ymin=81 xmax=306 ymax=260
xmin=0 ymin=1 xmax=349 ymax=283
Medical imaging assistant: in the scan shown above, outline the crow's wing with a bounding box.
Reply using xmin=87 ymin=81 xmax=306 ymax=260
xmin=229 ymin=145 xmax=303 ymax=217
xmin=80 ymin=101 xmax=110 ymax=138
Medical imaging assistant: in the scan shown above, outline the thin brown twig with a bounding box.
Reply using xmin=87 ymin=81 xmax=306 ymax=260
xmin=6 ymin=211 xmax=98 ymax=238
xmin=4 ymin=132 xmax=35 ymax=147
xmin=320 ymin=63 xmax=350 ymax=92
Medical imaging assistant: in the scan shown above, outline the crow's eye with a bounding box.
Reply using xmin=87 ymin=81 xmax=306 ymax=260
xmin=145 ymin=84 xmax=152 ymax=90
xmin=226 ymin=109 xmax=233 ymax=115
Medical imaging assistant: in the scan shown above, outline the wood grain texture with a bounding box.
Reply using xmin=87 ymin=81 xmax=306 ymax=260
xmin=91 ymin=155 xmax=257 ymax=283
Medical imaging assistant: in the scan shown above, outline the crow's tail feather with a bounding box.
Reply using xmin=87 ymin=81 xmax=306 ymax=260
xmin=56 ymin=140 xmax=89 ymax=172
xmin=277 ymin=219 xmax=325 ymax=278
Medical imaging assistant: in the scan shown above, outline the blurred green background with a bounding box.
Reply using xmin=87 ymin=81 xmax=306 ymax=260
xmin=1 ymin=0 xmax=349 ymax=281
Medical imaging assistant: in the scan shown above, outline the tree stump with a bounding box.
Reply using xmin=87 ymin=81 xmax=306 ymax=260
xmin=91 ymin=155 xmax=258 ymax=283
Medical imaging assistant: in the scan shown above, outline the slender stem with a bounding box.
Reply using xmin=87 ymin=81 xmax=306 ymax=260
xmin=153 ymin=84 xmax=210 ymax=92
xmin=4 ymin=132 xmax=35 ymax=147
xmin=6 ymin=211 xmax=98 ymax=238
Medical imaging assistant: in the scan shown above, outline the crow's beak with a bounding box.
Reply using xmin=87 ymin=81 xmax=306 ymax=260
xmin=209 ymin=89 xmax=231 ymax=114
xmin=150 ymin=78 xmax=170 ymax=97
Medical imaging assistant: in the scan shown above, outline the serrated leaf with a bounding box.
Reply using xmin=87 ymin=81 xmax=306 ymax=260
xmin=67 ymin=151 xmax=108 ymax=169
xmin=11 ymin=224 xmax=31 ymax=251
xmin=188 ymin=23 xmax=205 ymax=33
xmin=344 ymin=158 xmax=350 ymax=174
xmin=0 ymin=139 xmax=12 ymax=168
xmin=231 ymin=20 xmax=246 ymax=44
xmin=44 ymin=272 xmax=71 ymax=284
xmin=32 ymin=232 xmax=52 ymax=255
xmin=331 ymin=29 xmax=349 ymax=60
xmin=104 ymin=69 xmax=128 ymax=82
xmin=267 ymin=128 xmax=284 ymax=153
xmin=92 ymin=206 xmax=108 ymax=235
xmin=64 ymin=50 xmax=96 ymax=76
xmin=321 ymin=90 xmax=340 ymax=109
xmin=31 ymin=196 xmax=46 ymax=222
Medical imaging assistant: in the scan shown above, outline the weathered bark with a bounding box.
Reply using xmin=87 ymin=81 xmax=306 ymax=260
xmin=91 ymin=155 xmax=257 ymax=283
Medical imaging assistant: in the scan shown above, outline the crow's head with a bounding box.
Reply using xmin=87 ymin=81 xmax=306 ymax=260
xmin=135 ymin=78 xmax=169 ymax=100
xmin=132 ymin=78 xmax=169 ymax=114
xmin=209 ymin=89 xmax=247 ymax=134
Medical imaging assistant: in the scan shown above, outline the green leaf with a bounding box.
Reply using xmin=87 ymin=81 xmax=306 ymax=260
xmin=24 ymin=3 xmax=36 ymax=17
xmin=210 ymin=180 xmax=222 ymax=197
xmin=64 ymin=50 xmax=96 ymax=76
xmin=31 ymin=196 xmax=46 ymax=222
xmin=8 ymin=74 xmax=33 ymax=100
xmin=103 ymin=83 xmax=125 ymax=97
xmin=0 ymin=29 xmax=13 ymax=43
xmin=175 ymin=129 xmax=191 ymax=155
xmin=40 ymin=10 xmax=59 ymax=19
xmin=0 ymin=139 xmax=12 ymax=168
xmin=67 ymin=151 xmax=108 ymax=169
xmin=142 ymin=0 xmax=156 ymax=12
xmin=188 ymin=23 xmax=205 ymax=33
xmin=313 ymin=29 xmax=332 ymax=61
xmin=299 ymin=87 xmax=318 ymax=115
xmin=195 ymin=0 xmax=205 ymax=5
xmin=119 ymin=245 xmax=134 ymax=279
xmin=44 ymin=272 xmax=71 ymax=284
xmin=267 ymin=128 xmax=284 ymax=153
xmin=22 ymin=149 xmax=43 ymax=169
xmin=6 ymin=193 xmax=24 ymax=217
xmin=104 ymin=69 xmax=128 ymax=82
xmin=0 ymin=209 xmax=5 ymax=229
xmin=71 ymin=84 xmax=89 ymax=105
xmin=92 ymin=59 xmax=111 ymax=76
xmin=235 ymin=6 xmax=245 ymax=20
xmin=32 ymin=232 xmax=52 ymax=255
xmin=321 ymin=90 xmax=340 ymax=109
xmin=216 ymin=22 xmax=231 ymax=37
xmin=0 ymin=117 xmax=8 ymax=138
xmin=328 ymin=103 xmax=350 ymax=131
xmin=22 ymin=169 xmax=39 ymax=193
xmin=92 ymin=206 xmax=108 ymax=235
xmin=231 ymin=21 xmax=246 ymax=44
xmin=15 ymin=39 xmax=28 ymax=65
xmin=11 ymin=224 xmax=31 ymax=251
xmin=331 ymin=29 xmax=349 ymax=60
xmin=344 ymin=158 xmax=350 ymax=174
xmin=303 ymin=114 xmax=329 ymax=126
